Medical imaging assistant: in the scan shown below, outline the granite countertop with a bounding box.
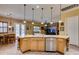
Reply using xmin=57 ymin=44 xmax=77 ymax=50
xmin=18 ymin=35 xmax=69 ymax=39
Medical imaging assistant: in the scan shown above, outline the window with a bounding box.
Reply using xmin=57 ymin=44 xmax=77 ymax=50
xmin=15 ymin=24 xmax=20 ymax=36
xmin=15 ymin=24 xmax=26 ymax=36
xmin=33 ymin=26 xmax=41 ymax=35
xmin=0 ymin=22 xmax=8 ymax=33
xmin=21 ymin=24 xmax=26 ymax=36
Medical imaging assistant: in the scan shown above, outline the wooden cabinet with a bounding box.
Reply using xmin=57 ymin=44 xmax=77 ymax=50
xmin=37 ymin=38 xmax=45 ymax=51
xmin=19 ymin=37 xmax=45 ymax=52
xmin=30 ymin=37 xmax=45 ymax=51
xmin=56 ymin=38 xmax=66 ymax=54
xmin=19 ymin=38 xmax=29 ymax=53
xmin=30 ymin=38 xmax=38 ymax=51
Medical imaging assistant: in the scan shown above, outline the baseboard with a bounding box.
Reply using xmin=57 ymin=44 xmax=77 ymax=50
xmin=20 ymin=49 xmax=64 ymax=55
xmin=70 ymin=44 xmax=79 ymax=48
xmin=21 ymin=50 xmax=30 ymax=53
xmin=45 ymin=51 xmax=56 ymax=53
xmin=56 ymin=51 xmax=64 ymax=55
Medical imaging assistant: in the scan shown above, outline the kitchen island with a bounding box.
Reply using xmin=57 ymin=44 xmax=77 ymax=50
xmin=18 ymin=35 xmax=69 ymax=54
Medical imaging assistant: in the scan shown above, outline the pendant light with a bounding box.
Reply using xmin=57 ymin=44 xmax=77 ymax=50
xmin=41 ymin=8 xmax=44 ymax=24
xmin=43 ymin=8 xmax=47 ymax=26
xmin=32 ymin=8 xmax=34 ymax=24
xmin=23 ymin=4 xmax=26 ymax=23
xmin=50 ymin=7 xmax=53 ymax=24
xmin=45 ymin=24 xmax=47 ymax=26
xmin=8 ymin=13 xmax=12 ymax=28
xmin=44 ymin=20 xmax=47 ymax=26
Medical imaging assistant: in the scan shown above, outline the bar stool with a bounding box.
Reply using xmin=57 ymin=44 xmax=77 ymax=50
xmin=4 ymin=34 xmax=8 ymax=44
xmin=0 ymin=36 xmax=2 ymax=44
xmin=12 ymin=34 xmax=16 ymax=43
xmin=8 ymin=34 xmax=15 ymax=43
xmin=0 ymin=36 xmax=5 ymax=45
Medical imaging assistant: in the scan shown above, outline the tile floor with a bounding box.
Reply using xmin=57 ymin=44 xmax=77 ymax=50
xmin=0 ymin=42 xmax=79 ymax=55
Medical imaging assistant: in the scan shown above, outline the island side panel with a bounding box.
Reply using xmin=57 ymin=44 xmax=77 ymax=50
xmin=19 ymin=38 xmax=29 ymax=53
xmin=56 ymin=38 xmax=69 ymax=54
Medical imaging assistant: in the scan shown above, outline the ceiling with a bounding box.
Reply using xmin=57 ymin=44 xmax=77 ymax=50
xmin=0 ymin=4 xmax=71 ymax=22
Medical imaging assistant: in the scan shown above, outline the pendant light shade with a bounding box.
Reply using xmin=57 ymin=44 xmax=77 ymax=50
xmin=8 ymin=13 xmax=12 ymax=28
xmin=44 ymin=20 xmax=48 ymax=26
xmin=8 ymin=26 xmax=12 ymax=28
xmin=32 ymin=22 xmax=34 ymax=24
xmin=9 ymin=19 xmax=12 ymax=28
xmin=9 ymin=18 xmax=12 ymax=28
xmin=50 ymin=22 xmax=53 ymax=24
xmin=50 ymin=7 xmax=53 ymax=24
xmin=41 ymin=22 xmax=44 ymax=24
xmin=23 ymin=21 xmax=26 ymax=23
xmin=23 ymin=4 xmax=26 ymax=23
xmin=32 ymin=8 xmax=35 ymax=24
xmin=41 ymin=8 xmax=44 ymax=24
xmin=45 ymin=24 xmax=47 ymax=26
xmin=59 ymin=20 xmax=63 ymax=23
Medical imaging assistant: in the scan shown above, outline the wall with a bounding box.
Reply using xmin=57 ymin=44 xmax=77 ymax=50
xmin=0 ymin=16 xmax=45 ymax=35
xmin=61 ymin=7 xmax=79 ymax=20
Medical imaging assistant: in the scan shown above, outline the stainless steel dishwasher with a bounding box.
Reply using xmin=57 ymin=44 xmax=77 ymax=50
xmin=45 ymin=37 xmax=56 ymax=51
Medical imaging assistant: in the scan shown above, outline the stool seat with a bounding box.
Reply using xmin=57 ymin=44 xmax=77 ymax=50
xmin=8 ymin=34 xmax=16 ymax=43
xmin=4 ymin=35 xmax=8 ymax=44
xmin=0 ymin=36 xmax=5 ymax=44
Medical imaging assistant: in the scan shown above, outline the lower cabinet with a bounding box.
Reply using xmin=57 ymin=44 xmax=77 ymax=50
xmin=37 ymin=38 xmax=45 ymax=51
xmin=20 ymin=39 xmax=29 ymax=52
xmin=19 ymin=37 xmax=45 ymax=52
xmin=56 ymin=38 xmax=66 ymax=54
xmin=30 ymin=37 xmax=45 ymax=51
xmin=30 ymin=38 xmax=37 ymax=51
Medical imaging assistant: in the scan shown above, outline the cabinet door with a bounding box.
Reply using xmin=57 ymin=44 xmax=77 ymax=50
xmin=37 ymin=38 xmax=45 ymax=51
xmin=56 ymin=39 xmax=66 ymax=53
xmin=20 ymin=39 xmax=29 ymax=52
xmin=30 ymin=38 xmax=37 ymax=51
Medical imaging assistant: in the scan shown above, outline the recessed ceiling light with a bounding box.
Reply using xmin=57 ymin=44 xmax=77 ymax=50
xmin=36 ymin=5 xmax=40 ymax=8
